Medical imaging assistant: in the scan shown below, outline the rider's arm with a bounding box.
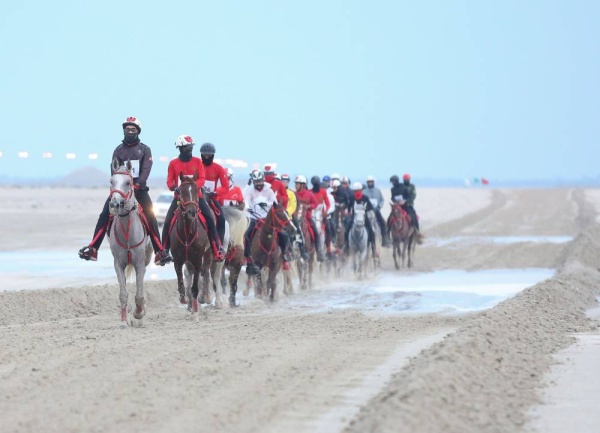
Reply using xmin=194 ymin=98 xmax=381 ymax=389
xmin=214 ymin=165 xmax=229 ymax=197
xmin=137 ymin=145 xmax=153 ymax=189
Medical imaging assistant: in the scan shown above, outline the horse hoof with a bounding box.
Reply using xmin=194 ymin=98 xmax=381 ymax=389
xmin=179 ymin=296 xmax=187 ymax=305
xmin=119 ymin=321 xmax=128 ymax=328
xmin=192 ymin=312 xmax=199 ymax=322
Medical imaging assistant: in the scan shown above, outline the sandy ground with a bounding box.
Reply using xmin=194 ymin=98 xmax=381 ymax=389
xmin=1 ymin=186 xmax=600 ymax=433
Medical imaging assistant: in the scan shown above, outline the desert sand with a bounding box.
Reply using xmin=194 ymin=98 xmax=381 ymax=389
xmin=0 ymin=186 xmax=599 ymax=433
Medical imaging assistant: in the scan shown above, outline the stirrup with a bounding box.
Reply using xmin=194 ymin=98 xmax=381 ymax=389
xmin=78 ymin=246 xmax=97 ymax=261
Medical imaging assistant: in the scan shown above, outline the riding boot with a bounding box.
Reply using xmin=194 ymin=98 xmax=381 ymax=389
xmin=245 ymin=256 xmax=259 ymax=275
xmin=298 ymin=241 xmax=309 ymax=260
xmin=210 ymin=237 xmax=225 ymax=262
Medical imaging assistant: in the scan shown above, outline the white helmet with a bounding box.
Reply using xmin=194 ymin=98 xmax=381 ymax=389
xmin=351 ymin=181 xmax=363 ymax=191
xmin=332 ymin=179 xmax=341 ymax=188
xmin=175 ymin=135 xmax=195 ymax=148
xmin=251 ymin=169 xmax=264 ymax=182
xmin=226 ymin=167 xmax=234 ymax=179
xmin=341 ymin=176 xmax=350 ymax=184
xmin=122 ymin=116 xmax=142 ymax=132
xmin=366 ymin=175 xmax=375 ymax=182
xmin=294 ymin=175 xmax=307 ymax=184
xmin=331 ymin=172 xmax=340 ymax=180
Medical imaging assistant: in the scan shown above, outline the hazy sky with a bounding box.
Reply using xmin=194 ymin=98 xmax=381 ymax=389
xmin=1 ymin=0 xmax=598 ymax=182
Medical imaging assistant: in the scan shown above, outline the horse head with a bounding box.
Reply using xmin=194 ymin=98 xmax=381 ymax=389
xmin=109 ymin=159 xmax=135 ymax=216
xmin=353 ymin=205 xmax=366 ymax=230
xmin=178 ymin=171 xmax=199 ymax=220
xmin=269 ymin=201 xmax=295 ymax=235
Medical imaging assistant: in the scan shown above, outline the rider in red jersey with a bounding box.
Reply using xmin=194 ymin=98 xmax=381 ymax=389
xmin=219 ymin=168 xmax=245 ymax=210
xmin=160 ymin=135 xmax=224 ymax=262
xmin=199 ymin=143 xmax=229 ymax=248
xmin=295 ymin=176 xmax=325 ymax=262
xmin=263 ymin=164 xmax=289 ymax=208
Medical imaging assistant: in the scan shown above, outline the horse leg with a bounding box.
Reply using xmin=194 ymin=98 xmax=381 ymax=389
xmin=407 ymin=237 xmax=414 ymax=268
xmin=133 ymin=262 xmax=146 ymax=321
xmin=212 ymin=260 xmax=224 ymax=309
xmin=191 ymin=268 xmax=201 ymax=321
xmin=268 ymin=268 xmax=277 ymax=302
xmin=116 ymin=262 xmax=129 ymax=328
xmin=174 ymin=261 xmax=187 ymax=305
xmin=201 ymin=258 xmax=213 ymax=306
xmin=228 ymin=259 xmax=241 ymax=307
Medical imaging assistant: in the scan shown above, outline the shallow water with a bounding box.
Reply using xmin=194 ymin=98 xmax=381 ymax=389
xmin=0 ymin=250 xmax=553 ymax=315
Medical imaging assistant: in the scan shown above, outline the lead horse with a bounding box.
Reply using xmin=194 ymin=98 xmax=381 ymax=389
xmin=349 ymin=205 xmax=369 ymax=279
xmin=107 ymin=159 xmax=153 ymax=327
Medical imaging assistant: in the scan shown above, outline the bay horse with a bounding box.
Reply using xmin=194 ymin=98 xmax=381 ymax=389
xmin=107 ymin=159 xmax=153 ymax=327
xmin=388 ymin=201 xmax=416 ymax=269
xmin=247 ymin=202 xmax=295 ymax=302
xmin=168 ymin=173 xmax=221 ymax=319
xmin=294 ymin=203 xmax=316 ymax=290
xmin=349 ymin=205 xmax=369 ymax=279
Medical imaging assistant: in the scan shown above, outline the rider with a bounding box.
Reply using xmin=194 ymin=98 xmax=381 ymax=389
xmin=344 ymin=182 xmax=377 ymax=257
xmin=263 ymin=164 xmax=289 ymax=209
xmin=281 ymin=174 xmax=308 ymax=260
xmin=390 ymin=174 xmax=423 ymax=243
xmin=294 ymin=175 xmax=324 ymax=262
xmin=242 ymin=170 xmax=291 ymax=275
xmin=199 ymin=142 xmax=228 ymax=250
xmin=160 ymin=135 xmax=225 ymax=262
xmin=219 ymin=168 xmax=245 ymax=210
xmin=321 ymin=175 xmax=331 ymax=190
xmin=78 ymin=117 xmax=169 ymax=265
xmin=363 ymin=175 xmax=391 ymax=247
xmin=310 ymin=175 xmax=333 ymax=259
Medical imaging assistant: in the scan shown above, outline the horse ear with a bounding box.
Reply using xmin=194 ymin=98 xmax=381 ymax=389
xmin=111 ymin=157 xmax=120 ymax=172
xmin=179 ymin=172 xmax=184 ymax=182
xmin=193 ymin=170 xmax=198 ymax=181
xmin=126 ymin=159 xmax=133 ymax=172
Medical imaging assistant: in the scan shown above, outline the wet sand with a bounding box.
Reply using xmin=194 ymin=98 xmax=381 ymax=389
xmin=0 ymin=186 xmax=599 ymax=433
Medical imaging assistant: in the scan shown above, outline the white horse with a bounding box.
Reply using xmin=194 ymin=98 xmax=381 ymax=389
xmin=349 ymin=205 xmax=369 ymax=279
xmin=312 ymin=203 xmax=327 ymax=265
xmin=107 ymin=159 xmax=152 ymax=327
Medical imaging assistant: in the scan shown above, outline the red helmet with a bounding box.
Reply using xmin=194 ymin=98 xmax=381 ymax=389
xmin=403 ymin=173 xmax=411 ymax=181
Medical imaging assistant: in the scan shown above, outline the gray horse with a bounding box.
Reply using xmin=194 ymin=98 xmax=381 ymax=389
xmin=107 ymin=159 xmax=152 ymax=327
xmin=349 ymin=205 xmax=369 ymax=279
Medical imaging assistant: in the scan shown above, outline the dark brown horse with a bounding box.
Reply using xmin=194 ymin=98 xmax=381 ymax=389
xmin=248 ymin=202 xmax=295 ymax=302
xmin=331 ymin=203 xmax=348 ymax=276
xmin=169 ymin=173 xmax=220 ymax=319
xmin=388 ymin=202 xmax=416 ymax=269
xmin=294 ymin=203 xmax=316 ymax=290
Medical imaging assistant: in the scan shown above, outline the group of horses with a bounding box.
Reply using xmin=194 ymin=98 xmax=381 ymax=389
xmin=105 ymin=161 xmax=417 ymax=327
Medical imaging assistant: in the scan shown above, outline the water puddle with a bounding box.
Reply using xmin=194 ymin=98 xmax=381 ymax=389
xmin=0 ymin=249 xmax=172 ymax=292
xmin=279 ymin=268 xmax=554 ymax=315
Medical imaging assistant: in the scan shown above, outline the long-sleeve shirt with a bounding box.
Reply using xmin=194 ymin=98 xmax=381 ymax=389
xmin=243 ymin=183 xmax=277 ymax=220
xmin=203 ymin=162 xmax=230 ymax=198
xmin=111 ymin=140 xmax=153 ymax=189
xmin=166 ymin=157 xmax=206 ymax=197
xmin=286 ymin=189 xmax=297 ymax=216
xmin=363 ymin=186 xmax=384 ymax=210
xmin=295 ymin=188 xmax=318 ymax=219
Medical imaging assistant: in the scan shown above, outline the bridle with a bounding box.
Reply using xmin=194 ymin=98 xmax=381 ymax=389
xmin=110 ymin=170 xmax=135 ymax=215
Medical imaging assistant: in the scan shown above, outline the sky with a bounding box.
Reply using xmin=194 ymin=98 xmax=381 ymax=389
xmin=1 ymin=0 xmax=599 ymax=183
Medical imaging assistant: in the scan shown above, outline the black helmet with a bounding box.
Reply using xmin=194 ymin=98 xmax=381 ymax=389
xmin=200 ymin=142 xmax=216 ymax=155
xmin=310 ymin=175 xmax=320 ymax=186
xmin=390 ymin=175 xmax=400 ymax=183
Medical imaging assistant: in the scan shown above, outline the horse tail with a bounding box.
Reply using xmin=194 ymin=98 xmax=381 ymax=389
xmin=222 ymin=207 xmax=248 ymax=247
xmin=125 ymin=264 xmax=134 ymax=280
